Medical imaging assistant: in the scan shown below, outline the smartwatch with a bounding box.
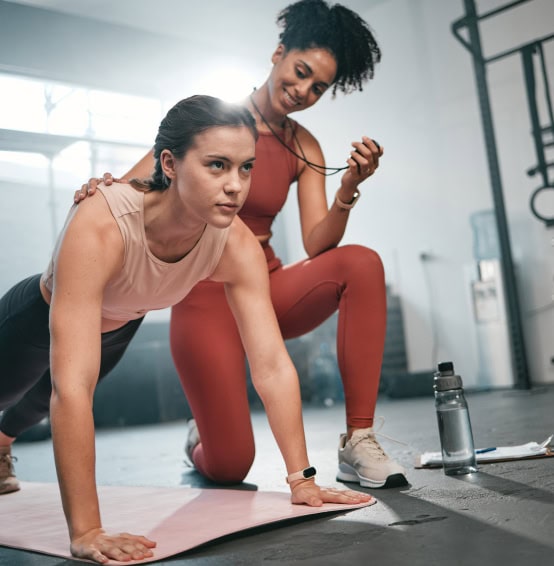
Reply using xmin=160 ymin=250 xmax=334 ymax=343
xmin=286 ymin=466 xmax=317 ymax=483
xmin=335 ymin=189 xmax=360 ymax=210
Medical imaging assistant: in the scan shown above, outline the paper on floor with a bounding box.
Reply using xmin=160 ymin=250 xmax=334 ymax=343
xmin=419 ymin=435 xmax=553 ymax=467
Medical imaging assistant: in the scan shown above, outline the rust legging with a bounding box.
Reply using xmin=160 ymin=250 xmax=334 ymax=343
xmin=170 ymin=244 xmax=386 ymax=483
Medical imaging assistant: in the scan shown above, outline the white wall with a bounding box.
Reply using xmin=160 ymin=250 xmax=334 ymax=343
xmin=280 ymin=0 xmax=554 ymax=386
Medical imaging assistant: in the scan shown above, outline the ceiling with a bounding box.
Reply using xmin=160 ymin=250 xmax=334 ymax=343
xmin=3 ymin=0 xmax=383 ymax=53
xmin=0 ymin=0 xmax=390 ymax=103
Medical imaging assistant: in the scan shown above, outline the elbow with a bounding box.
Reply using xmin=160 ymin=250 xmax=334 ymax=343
xmin=305 ymin=242 xmax=338 ymax=259
xmin=50 ymin=379 xmax=95 ymax=412
xmin=251 ymin=361 xmax=299 ymax=401
xmin=250 ymin=371 xmax=273 ymax=399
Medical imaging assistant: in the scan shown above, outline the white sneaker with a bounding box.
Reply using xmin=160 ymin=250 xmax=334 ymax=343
xmin=183 ymin=419 xmax=200 ymax=467
xmin=337 ymin=427 xmax=408 ymax=488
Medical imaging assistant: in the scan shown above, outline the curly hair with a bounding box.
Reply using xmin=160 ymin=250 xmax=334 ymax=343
xmin=131 ymin=95 xmax=258 ymax=192
xmin=276 ymin=0 xmax=381 ymax=95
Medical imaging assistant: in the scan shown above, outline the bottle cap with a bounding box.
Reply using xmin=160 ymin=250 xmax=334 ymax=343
xmin=437 ymin=361 xmax=454 ymax=373
xmin=433 ymin=361 xmax=463 ymax=391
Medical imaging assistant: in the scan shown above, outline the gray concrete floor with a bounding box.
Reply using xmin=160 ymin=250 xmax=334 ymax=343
xmin=1 ymin=386 xmax=554 ymax=565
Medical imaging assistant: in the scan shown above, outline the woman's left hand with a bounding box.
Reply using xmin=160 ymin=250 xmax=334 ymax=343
xmin=344 ymin=135 xmax=383 ymax=186
xmin=290 ymin=479 xmax=374 ymax=507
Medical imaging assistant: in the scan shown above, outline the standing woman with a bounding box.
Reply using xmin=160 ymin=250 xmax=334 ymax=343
xmin=80 ymin=0 xmax=407 ymax=488
xmin=0 ymin=95 xmax=370 ymax=564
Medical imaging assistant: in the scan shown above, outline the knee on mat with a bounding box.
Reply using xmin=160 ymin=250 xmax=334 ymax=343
xmin=203 ymin=447 xmax=255 ymax=484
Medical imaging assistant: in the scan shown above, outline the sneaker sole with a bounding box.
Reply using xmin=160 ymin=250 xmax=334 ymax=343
xmin=0 ymin=482 xmax=21 ymax=495
xmin=337 ymin=467 xmax=408 ymax=489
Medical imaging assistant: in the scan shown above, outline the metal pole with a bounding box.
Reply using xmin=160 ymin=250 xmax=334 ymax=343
xmin=462 ymin=0 xmax=531 ymax=388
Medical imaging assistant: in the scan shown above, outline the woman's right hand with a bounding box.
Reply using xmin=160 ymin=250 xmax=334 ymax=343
xmin=70 ymin=527 xmax=156 ymax=564
xmin=290 ymin=479 xmax=374 ymax=508
xmin=73 ymin=172 xmax=121 ymax=203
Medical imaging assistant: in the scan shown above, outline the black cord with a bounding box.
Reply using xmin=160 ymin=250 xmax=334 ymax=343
xmin=249 ymin=93 xmax=349 ymax=177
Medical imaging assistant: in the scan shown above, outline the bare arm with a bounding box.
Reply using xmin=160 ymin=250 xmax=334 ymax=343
xmin=294 ymin=126 xmax=383 ymax=258
xmin=211 ymin=218 xmax=373 ymax=506
xmin=49 ymin=195 xmax=155 ymax=563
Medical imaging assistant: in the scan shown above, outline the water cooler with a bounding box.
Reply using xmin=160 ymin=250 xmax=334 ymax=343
xmin=469 ymin=211 xmax=515 ymax=388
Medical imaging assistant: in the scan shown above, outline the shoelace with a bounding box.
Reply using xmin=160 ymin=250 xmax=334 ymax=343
xmin=350 ymin=432 xmax=388 ymax=460
xmin=371 ymin=416 xmax=409 ymax=446
xmin=349 ymin=417 xmax=409 ymax=455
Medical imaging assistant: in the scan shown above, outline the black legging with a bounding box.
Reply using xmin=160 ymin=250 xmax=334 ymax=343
xmin=0 ymin=274 xmax=143 ymax=438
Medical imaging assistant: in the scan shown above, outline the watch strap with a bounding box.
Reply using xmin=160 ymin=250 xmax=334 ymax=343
xmin=335 ymin=189 xmax=360 ymax=210
xmin=286 ymin=466 xmax=317 ymax=483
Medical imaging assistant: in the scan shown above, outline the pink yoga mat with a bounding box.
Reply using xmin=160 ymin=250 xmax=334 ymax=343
xmin=0 ymin=482 xmax=375 ymax=563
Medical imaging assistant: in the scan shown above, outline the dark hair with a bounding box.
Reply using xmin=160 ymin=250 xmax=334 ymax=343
xmin=276 ymin=0 xmax=381 ymax=95
xmin=132 ymin=95 xmax=258 ymax=191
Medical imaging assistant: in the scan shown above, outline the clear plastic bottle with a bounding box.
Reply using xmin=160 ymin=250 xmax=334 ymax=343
xmin=434 ymin=361 xmax=478 ymax=475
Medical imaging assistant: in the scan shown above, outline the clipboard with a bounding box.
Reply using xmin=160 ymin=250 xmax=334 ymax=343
xmin=415 ymin=436 xmax=554 ymax=468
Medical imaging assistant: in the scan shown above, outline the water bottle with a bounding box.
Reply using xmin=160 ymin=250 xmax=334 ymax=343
xmin=434 ymin=361 xmax=478 ymax=475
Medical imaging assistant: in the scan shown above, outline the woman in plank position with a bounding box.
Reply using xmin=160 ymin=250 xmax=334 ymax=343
xmin=0 ymin=94 xmax=371 ymax=564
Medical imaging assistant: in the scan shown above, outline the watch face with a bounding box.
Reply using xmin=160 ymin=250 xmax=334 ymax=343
xmin=303 ymin=466 xmax=317 ymax=478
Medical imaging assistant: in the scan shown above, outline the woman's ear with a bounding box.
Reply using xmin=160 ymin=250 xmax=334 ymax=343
xmin=160 ymin=149 xmax=176 ymax=180
xmin=271 ymin=44 xmax=286 ymax=65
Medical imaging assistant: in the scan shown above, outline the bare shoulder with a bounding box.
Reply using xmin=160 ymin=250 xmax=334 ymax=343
xmin=290 ymin=120 xmax=320 ymax=149
xmin=70 ymin=188 xmax=122 ymax=244
xmin=210 ymin=218 xmax=265 ymax=284
xmin=57 ymin=189 xmax=124 ymax=278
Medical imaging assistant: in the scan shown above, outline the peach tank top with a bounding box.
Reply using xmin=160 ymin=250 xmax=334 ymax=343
xmin=42 ymin=182 xmax=229 ymax=321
